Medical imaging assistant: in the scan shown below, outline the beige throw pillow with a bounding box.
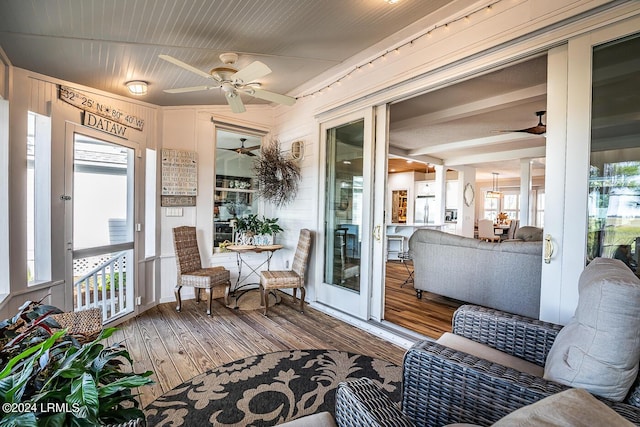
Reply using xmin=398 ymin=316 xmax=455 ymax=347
xmin=492 ymin=388 xmax=633 ymax=426
xmin=543 ymin=257 xmax=640 ymax=401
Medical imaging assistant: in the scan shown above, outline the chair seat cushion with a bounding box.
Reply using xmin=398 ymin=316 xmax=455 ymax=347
xmin=544 ymin=257 xmax=640 ymax=401
xmin=492 ymin=388 xmax=634 ymax=426
xmin=437 ymin=332 xmax=544 ymax=377
xmin=182 ymin=267 xmax=230 ymax=288
xmin=261 ymin=270 xmax=302 ymax=289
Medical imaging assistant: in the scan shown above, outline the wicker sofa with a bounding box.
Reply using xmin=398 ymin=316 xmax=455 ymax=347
xmin=335 ymin=304 xmax=640 ymax=426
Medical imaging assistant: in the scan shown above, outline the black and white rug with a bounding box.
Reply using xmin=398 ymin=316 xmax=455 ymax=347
xmin=144 ymin=349 xmax=402 ymax=426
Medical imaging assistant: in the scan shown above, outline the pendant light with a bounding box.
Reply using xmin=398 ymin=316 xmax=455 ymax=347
xmin=486 ymin=172 xmax=502 ymax=199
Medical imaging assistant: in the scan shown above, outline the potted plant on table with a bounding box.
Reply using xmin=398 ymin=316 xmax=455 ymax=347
xmin=234 ymin=214 xmax=283 ymax=246
xmin=0 ymin=300 xmax=153 ymax=427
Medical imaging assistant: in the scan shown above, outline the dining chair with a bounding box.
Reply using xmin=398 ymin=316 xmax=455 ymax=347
xmin=477 ymin=219 xmax=500 ymax=242
xmin=173 ymin=226 xmax=231 ymax=316
xmin=259 ymin=229 xmax=313 ymax=315
xmin=506 ymin=219 xmax=520 ymax=240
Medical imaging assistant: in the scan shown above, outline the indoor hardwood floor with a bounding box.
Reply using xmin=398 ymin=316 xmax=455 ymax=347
xmin=384 ymin=259 xmax=463 ymax=339
xmin=107 ymin=296 xmax=406 ymax=408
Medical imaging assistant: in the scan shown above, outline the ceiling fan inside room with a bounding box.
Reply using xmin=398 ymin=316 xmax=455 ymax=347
xmin=496 ymin=110 xmax=547 ymax=135
xmin=159 ymin=52 xmax=296 ymax=113
xmin=225 ymin=138 xmax=261 ymax=156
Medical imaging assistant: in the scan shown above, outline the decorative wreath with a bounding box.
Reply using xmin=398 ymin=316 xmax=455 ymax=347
xmin=253 ymin=140 xmax=301 ymax=207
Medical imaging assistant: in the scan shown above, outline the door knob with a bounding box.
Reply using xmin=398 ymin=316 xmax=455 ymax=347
xmin=544 ymin=234 xmax=554 ymax=264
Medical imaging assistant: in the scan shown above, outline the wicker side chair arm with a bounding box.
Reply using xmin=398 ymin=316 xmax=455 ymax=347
xmin=451 ymin=304 xmax=563 ymax=366
xmin=335 ymin=378 xmax=415 ymax=427
xmin=402 ymin=341 xmax=640 ymax=426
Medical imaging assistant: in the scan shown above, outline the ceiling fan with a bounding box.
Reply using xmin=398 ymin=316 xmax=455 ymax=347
xmin=497 ymin=110 xmax=547 ymax=135
xmin=159 ymin=52 xmax=296 ymax=113
xmin=225 ymin=138 xmax=260 ymax=156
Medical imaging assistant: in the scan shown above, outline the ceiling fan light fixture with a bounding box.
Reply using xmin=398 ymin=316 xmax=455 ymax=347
xmin=125 ymin=80 xmax=148 ymax=95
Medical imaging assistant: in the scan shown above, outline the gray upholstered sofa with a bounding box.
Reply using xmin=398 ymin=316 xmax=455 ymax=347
xmin=408 ymin=228 xmax=542 ymax=318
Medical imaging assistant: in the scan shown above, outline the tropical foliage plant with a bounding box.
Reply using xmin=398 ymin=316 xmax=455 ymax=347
xmin=0 ymin=301 xmax=153 ymax=427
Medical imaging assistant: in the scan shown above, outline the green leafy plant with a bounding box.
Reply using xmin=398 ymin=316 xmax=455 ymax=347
xmin=235 ymin=214 xmax=262 ymax=235
xmin=0 ymin=301 xmax=153 ymax=427
xmin=259 ymin=217 xmax=283 ymax=235
xmin=235 ymin=215 xmax=283 ymax=236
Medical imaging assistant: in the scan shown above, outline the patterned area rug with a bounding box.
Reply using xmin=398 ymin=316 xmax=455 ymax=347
xmin=145 ymin=349 xmax=402 ymax=426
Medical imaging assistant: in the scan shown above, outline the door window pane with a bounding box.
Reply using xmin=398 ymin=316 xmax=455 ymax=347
xmin=587 ymin=34 xmax=640 ymax=271
xmin=73 ymin=135 xmax=132 ymax=249
xmin=324 ymin=119 xmax=363 ymax=292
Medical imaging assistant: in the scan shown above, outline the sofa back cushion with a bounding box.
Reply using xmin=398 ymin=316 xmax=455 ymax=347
xmin=544 ymin=257 xmax=640 ymax=401
xmin=514 ymin=226 xmax=543 ymax=241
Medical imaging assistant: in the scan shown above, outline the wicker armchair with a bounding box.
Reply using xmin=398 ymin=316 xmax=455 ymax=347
xmin=260 ymin=229 xmax=313 ymax=315
xmin=173 ymin=226 xmax=231 ymax=315
xmin=335 ymin=305 xmax=640 ymax=426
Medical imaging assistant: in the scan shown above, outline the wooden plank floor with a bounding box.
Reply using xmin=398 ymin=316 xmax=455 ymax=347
xmin=384 ymin=260 xmax=463 ymax=339
xmin=110 ymin=295 xmax=406 ymax=408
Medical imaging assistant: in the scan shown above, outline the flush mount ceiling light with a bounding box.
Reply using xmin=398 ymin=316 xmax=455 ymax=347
xmin=384 ymin=0 xmax=400 ymax=3
xmin=125 ymin=80 xmax=148 ymax=95
xmin=486 ymin=172 xmax=503 ymax=199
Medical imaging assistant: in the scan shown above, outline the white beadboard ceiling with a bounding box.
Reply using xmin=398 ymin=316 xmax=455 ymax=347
xmin=0 ymin=0 xmax=558 ymax=180
xmin=0 ymin=0 xmax=454 ymax=107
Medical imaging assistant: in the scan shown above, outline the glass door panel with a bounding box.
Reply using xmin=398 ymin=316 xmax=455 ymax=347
xmin=317 ymin=109 xmax=374 ymax=319
xmin=324 ymin=119 xmax=364 ymax=292
xmin=587 ymin=34 xmax=640 ymax=269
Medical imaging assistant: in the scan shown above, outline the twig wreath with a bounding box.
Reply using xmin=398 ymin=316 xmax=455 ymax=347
xmin=253 ymin=140 xmax=301 ymax=207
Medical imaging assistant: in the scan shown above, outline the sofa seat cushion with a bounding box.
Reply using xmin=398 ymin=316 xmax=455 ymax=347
xmin=437 ymin=332 xmax=544 ymax=377
xmin=492 ymin=388 xmax=634 ymax=426
xmin=544 ymin=257 xmax=640 ymax=401
xmin=278 ymin=412 xmax=336 ymax=427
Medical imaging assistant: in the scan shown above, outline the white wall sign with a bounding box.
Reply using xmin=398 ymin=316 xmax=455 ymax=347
xmin=161 ymin=149 xmax=198 ymax=196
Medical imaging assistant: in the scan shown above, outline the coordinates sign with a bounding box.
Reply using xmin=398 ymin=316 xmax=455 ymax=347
xmin=59 ymin=85 xmax=144 ymax=131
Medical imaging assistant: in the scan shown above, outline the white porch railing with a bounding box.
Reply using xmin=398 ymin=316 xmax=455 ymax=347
xmin=73 ymin=250 xmax=132 ymax=323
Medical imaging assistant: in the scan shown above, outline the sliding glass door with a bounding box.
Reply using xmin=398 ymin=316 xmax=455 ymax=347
xmin=317 ymin=108 xmax=375 ymax=319
xmin=541 ymin=18 xmax=640 ymax=324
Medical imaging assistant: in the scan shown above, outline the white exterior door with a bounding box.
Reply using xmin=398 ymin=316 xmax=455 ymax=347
xmin=541 ymin=17 xmax=640 ymax=324
xmin=64 ymin=123 xmax=139 ymax=324
xmin=316 ymin=108 xmax=375 ymax=319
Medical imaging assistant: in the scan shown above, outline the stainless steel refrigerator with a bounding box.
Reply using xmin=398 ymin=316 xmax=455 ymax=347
xmin=414 ymin=195 xmax=436 ymax=224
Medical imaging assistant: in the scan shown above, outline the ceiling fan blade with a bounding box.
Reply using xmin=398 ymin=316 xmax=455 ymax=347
xmin=159 ymin=54 xmax=213 ymax=80
xmin=232 ymin=61 xmax=271 ymax=85
xmin=225 ymin=92 xmax=246 ymax=113
xmin=247 ymin=88 xmax=296 ymax=106
xmin=163 ymin=85 xmax=218 ymax=94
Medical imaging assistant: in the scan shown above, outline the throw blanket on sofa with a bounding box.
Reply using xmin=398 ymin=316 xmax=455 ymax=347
xmin=408 ymin=229 xmax=543 ymax=318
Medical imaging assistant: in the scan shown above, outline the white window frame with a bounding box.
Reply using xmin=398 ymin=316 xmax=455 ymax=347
xmin=0 ymin=99 xmax=9 ymax=300
xmin=26 ymin=111 xmax=52 ymax=285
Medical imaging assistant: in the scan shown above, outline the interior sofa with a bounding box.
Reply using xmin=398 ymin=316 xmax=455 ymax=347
xmin=408 ymin=228 xmax=542 ymax=318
